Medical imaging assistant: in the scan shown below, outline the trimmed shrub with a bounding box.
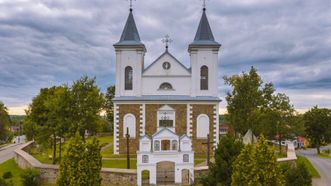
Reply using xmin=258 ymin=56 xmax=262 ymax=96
xmin=20 ymin=168 xmax=40 ymax=186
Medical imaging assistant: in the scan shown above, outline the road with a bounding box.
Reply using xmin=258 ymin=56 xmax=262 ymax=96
xmin=297 ymin=145 xmax=331 ymax=186
xmin=0 ymin=143 xmax=25 ymax=164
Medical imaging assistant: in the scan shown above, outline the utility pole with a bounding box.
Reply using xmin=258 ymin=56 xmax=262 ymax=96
xmin=126 ymin=127 xmax=130 ymax=169
xmin=202 ymin=134 xmax=215 ymax=166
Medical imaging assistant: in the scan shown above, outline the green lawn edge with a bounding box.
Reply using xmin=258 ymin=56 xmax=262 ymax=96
xmin=296 ymin=156 xmax=320 ymax=178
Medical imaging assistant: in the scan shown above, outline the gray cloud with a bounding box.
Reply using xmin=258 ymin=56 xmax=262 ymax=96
xmin=0 ymin=0 xmax=330 ymax=113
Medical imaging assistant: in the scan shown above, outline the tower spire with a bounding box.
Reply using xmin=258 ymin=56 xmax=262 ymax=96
xmin=201 ymin=0 xmax=207 ymax=11
xmin=128 ymin=0 xmax=135 ymax=11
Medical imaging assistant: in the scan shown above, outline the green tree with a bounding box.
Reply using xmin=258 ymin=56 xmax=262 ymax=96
xmin=232 ymin=135 xmax=284 ymax=186
xmin=0 ymin=102 xmax=11 ymax=143
xmin=224 ymin=67 xmax=274 ymax=136
xmin=303 ymin=106 xmax=331 ymax=154
xmin=24 ymin=86 xmax=70 ymax=164
xmin=69 ymin=76 xmax=104 ymax=139
xmin=57 ymin=133 xmax=102 ymax=186
xmin=104 ymin=85 xmax=115 ymax=134
xmin=199 ymin=135 xmax=243 ymax=186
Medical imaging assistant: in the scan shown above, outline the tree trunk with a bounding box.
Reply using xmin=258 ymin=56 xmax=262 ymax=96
xmin=317 ymin=146 xmax=320 ymax=154
xmin=59 ymin=137 xmax=62 ymax=163
xmin=53 ymin=132 xmax=57 ymax=164
xmin=278 ymin=135 xmax=282 ymax=153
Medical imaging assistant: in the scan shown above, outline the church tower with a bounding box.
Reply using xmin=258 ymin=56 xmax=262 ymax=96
xmin=189 ymin=7 xmax=221 ymax=97
xmin=113 ymin=8 xmax=146 ymax=97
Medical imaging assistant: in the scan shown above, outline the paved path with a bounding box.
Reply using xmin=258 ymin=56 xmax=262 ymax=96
xmin=297 ymin=145 xmax=331 ymax=186
xmin=0 ymin=143 xmax=24 ymax=164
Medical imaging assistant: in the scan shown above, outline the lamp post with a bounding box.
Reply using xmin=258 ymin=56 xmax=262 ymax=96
xmin=126 ymin=127 xmax=130 ymax=169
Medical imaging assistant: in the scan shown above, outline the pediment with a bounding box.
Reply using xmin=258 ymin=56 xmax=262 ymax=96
xmin=152 ymin=128 xmax=178 ymax=139
xmin=158 ymin=105 xmax=175 ymax=111
xmin=143 ymin=51 xmax=191 ymax=76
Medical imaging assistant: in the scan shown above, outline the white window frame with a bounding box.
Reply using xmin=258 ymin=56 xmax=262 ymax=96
xmin=196 ymin=114 xmax=209 ymax=139
xmin=123 ymin=113 xmax=136 ymax=138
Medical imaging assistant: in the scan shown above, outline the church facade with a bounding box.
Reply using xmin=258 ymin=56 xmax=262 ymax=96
xmin=112 ymin=6 xmax=221 ymax=156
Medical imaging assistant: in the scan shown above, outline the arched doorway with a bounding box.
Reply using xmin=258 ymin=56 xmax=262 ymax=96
xmin=141 ymin=170 xmax=150 ymax=186
xmin=157 ymin=161 xmax=175 ymax=184
xmin=181 ymin=169 xmax=190 ymax=185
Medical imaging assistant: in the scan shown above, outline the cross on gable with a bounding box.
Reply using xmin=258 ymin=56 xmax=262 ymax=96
xmin=162 ymin=34 xmax=173 ymax=50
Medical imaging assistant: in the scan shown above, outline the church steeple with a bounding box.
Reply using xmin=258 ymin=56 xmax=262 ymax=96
xmin=189 ymin=8 xmax=220 ymax=47
xmin=114 ymin=8 xmax=145 ymax=50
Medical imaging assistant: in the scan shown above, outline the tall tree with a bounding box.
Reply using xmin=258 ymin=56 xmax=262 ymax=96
xmin=224 ymin=67 xmax=274 ymax=135
xmin=304 ymin=106 xmax=331 ymax=154
xmin=199 ymin=135 xmax=243 ymax=186
xmin=24 ymin=86 xmax=69 ymax=164
xmin=0 ymin=102 xmax=11 ymax=143
xmin=104 ymin=85 xmax=115 ymax=134
xmin=232 ymin=135 xmax=284 ymax=186
xmin=69 ymin=76 xmax=104 ymax=138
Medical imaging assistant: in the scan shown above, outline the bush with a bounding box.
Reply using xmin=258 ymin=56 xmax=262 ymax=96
xmin=20 ymin=168 xmax=40 ymax=186
xmin=2 ymin=172 xmax=12 ymax=179
xmin=0 ymin=177 xmax=13 ymax=186
xmin=281 ymin=161 xmax=312 ymax=186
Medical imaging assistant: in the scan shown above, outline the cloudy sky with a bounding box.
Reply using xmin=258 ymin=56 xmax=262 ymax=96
xmin=0 ymin=0 xmax=331 ymax=115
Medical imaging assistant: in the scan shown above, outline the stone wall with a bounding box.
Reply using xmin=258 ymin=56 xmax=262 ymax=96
xmin=145 ymin=104 xmax=187 ymax=136
xmin=191 ymin=104 xmax=216 ymax=155
xmin=118 ymin=104 xmax=141 ymax=154
xmin=14 ymin=142 xmax=137 ymax=186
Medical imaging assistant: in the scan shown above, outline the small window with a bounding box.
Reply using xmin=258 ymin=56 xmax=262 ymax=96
xmin=142 ymin=155 xmax=149 ymax=163
xmin=172 ymin=140 xmax=178 ymax=150
xmin=159 ymin=82 xmax=173 ymax=90
xmin=200 ymin=66 xmax=208 ymax=90
xmin=125 ymin=66 xmax=133 ymax=90
xmin=154 ymin=141 xmax=160 ymax=151
xmin=183 ymin=154 xmax=189 ymax=162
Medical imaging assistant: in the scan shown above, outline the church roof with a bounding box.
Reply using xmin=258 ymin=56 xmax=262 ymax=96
xmin=112 ymin=95 xmax=221 ymax=102
xmin=190 ymin=9 xmax=220 ymax=47
xmin=114 ymin=9 xmax=144 ymax=47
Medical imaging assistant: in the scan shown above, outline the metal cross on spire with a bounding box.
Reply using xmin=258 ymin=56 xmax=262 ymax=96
xmin=128 ymin=0 xmax=136 ymax=11
xmin=201 ymin=0 xmax=208 ymax=10
xmin=162 ymin=34 xmax=172 ymax=51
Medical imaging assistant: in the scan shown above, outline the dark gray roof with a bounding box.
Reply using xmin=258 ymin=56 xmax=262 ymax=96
xmin=114 ymin=10 xmax=144 ymax=46
xmin=113 ymin=95 xmax=221 ymax=102
xmin=190 ymin=9 xmax=220 ymax=46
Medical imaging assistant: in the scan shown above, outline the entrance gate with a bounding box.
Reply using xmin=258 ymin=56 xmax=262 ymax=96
xmin=156 ymin=161 xmax=175 ymax=185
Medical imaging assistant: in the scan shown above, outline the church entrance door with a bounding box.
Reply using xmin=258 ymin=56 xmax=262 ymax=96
xmin=156 ymin=161 xmax=175 ymax=184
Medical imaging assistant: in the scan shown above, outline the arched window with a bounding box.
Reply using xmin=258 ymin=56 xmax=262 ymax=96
xmin=159 ymin=82 xmax=173 ymax=90
xmin=197 ymin=114 xmax=209 ymax=138
xmin=172 ymin=140 xmax=178 ymax=150
xmin=123 ymin=114 xmax=136 ymax=138
xmin=154 ymin=140 xmax=160 ymax=151
xmin=183 ymin=154 xmax=189 ymax=162
xmin=200 ymin=66 xmax=208 ymax=90
xmin=125 ymin=66 xmax=133 ymax=90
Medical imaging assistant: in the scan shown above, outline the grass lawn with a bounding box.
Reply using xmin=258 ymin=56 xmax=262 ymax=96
xmin=0 ymin=158 xmax=24 ymax=186
xmin=297 ymin=156 xmax=320 ymax=178
xmin=316 ymin=152 xmax=331 ymax=158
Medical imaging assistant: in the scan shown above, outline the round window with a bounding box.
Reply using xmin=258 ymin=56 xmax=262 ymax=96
xmin=162 ymin=62 xmax=171 ymax=70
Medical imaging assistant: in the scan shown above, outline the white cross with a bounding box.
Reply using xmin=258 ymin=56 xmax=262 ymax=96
xmin=162 ymin=35 xmax=173 ymax=50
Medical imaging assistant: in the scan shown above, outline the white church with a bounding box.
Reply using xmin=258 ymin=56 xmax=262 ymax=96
xmin=112 ymin=3 xmax=221 ymax=185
